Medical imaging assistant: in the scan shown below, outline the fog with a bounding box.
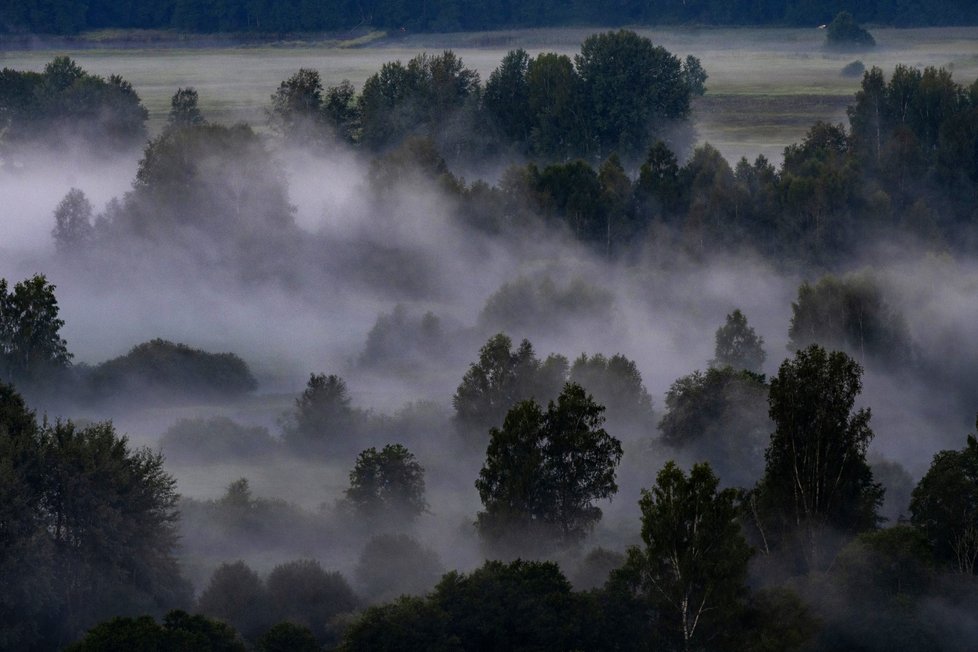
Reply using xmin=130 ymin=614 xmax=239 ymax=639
xmin=4 ymin=29 xmax=978 ymax=649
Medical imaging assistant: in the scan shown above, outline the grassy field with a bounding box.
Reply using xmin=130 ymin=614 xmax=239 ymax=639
xmin=2 ymin=26 xmax=977 ymax=163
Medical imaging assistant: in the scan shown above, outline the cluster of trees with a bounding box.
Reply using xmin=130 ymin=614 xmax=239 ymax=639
xmin=269 ymin=31 xmax=704 ymax=162
xmin=34 ymin=55 xmax=978 ymax=273
xmin=0 ymin=56 xmax=146 ymax=151
xmin=3 ymin=0 xmax=977 ymax=35
xmin=0 ymin=273 xmax=258 ymax=407
xmin=0 ymin=383 xmax=190 ymax=650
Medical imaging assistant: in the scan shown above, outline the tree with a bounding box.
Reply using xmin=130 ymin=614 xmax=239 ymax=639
xmin=343 ymin=444 xmax=427 ymax=524
xmin=0 ymin=57 xmax=147 ymax=151
xmin=453 ymin=333 xmax=554 ymax=439
xmin=283 ymin=373 xmax=359 ymax=451
xmin=711 ymin=308 xmax=766 ymax=372
xmin=788 ymin=273 xmax=914 ymax=368
xmin=910 ymin=423 xmax=978 ymax=574
xmin=0 ymin=383 xmax=191 ymax=649
xmin=751 ymin=345 xmax=883 ymax=570
xmin=87 ymin=339 xmax=257 ymax=404
xmin=256 ymin=622 xmax=318 ymax=652
xmin=569 ymin=352 xmax=654 ymax=427
xmin=66 ymin=610 xmax=246 ymax=652
xmin=354 ymin=534 xmax=443 ymax=603
xmin=658 ymin=367 xmax=770 ymax=488
xmin=475 ymin=382 xmax=623 ymax=549
xmin=484 ymin=48 xmax=532 ymax=144
xmin=41 ymin=420 xmax=190 ymax=645
xmin=826 ymin=11 xmax=876 ymax=48
xmin=614 ymin=462 xmax=751 ymax=652
xmin=196 ymin=561 xmax=270 ymax=641
xmin=265 ymin=559 xmax=358 ymax=645
xmin=52 ymin=188 xmax=95 ymax=254
xmin=0 ymin=274 xmax=72 ymax=388
xmin=575 ymin=30 xmax=692 ymax=159
xmin=525 ymin=52 xmax=585 ymax=159
xmin=267 ymin=68 xmax=325 ymax=143
xmin=167 ymin=87 xmax=205 ymax=128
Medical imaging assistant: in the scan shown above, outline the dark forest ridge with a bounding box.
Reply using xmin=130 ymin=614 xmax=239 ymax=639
xmin=1 ymin=0 xmax=977 ymax=36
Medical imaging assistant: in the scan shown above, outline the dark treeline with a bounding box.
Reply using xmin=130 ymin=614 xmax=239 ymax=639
xmin=2 ymin=0 xmax=978 ymax=35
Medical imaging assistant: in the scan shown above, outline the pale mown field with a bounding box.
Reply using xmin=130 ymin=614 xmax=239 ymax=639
xmin=2 ymin=26 xmax=977 ymax=163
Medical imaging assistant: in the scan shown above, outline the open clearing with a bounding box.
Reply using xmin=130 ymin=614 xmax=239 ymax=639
xmin=2 ymin=26 xmax=977 ymax=163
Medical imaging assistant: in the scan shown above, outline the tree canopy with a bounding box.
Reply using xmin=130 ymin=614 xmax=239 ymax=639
xmin=614 ymin=462 xmax=751 ymax=652
xmin=751 ymin=345 xmax=883 ymax=570
xmin=475 ymin=382 xmax=623 ymax=550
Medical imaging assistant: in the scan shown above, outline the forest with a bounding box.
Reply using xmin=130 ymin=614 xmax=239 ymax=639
xmin=2 ymin=24 xmax=978 ymax=652
xmin=2 ymin=0 xmax=978 ymax=36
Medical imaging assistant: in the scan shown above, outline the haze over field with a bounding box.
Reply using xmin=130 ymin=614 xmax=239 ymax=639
xmin=2 ymin=22 xmax=978 ymax=651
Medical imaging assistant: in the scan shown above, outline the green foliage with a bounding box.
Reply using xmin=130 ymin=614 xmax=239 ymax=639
xmin=452 ymin=333 xmax=566 ymax=439
xmin=0 ymin=383 xmax=190 ymax=649
xmin=910 ymin=424 xmax=978 ymax=574
xmin=283 ymin=373 xmax=361 ymax=452
xmin=358 ymin=51 xmax=479 ymax=150
xmin=475 ymin=382 xmax=623 ymax=549
xmin=484 ymin=48 xmax=532 ymax=144
xmin=569 ymin=352 xmax=654 ymax=428
xmin=0 ymin=57 xmax=147 ymax=151
xmin=712 ymin=308 xmax=766 ymax=373
xmin=343 ymin=444 xmax=428 ymax=524
xmin=615 ymin=462 xmax=752 ymax=652
xmin=479 ymin=276 xmax=614 ymax=336
xmin=167 ymin=87 xmax=205 ymax=128
xmin=265 ymin=559 xmax=359 ymax=645
xmin=354 ymin=533 xmax=443 ymax=603
xmin=52 ymin=188 xmax=95 ymax=254
xmin=67 ymin=610 xmax=246 ymax=652
xmin=126 ymin=122 xmax=296 ymax=246
xmin=788 ymin=273 xmax=914 ymax=368
xmin=267 ymin=68 xmax=325 ymax=144
xmin=826 ymin=11 xmax=876 ymax=48
xmin=86 ymin=339 xmax=257 ymax=403
xmin=343 ymin=559 xmax=595 ymax=651
xmin=256 ymin=622 xmax=318 ymax=652
xmin=576 ymin=30 xmax=691 ymax=159
xmin=0 ymin=274 xmax=72 ymax=388
xmin=658 ymin=366 xmax=770 ymax=488
xmin=751 ymin=345 xmax=883 ymax=570
xmin=196 ymin=560 xmax=271 ymax=642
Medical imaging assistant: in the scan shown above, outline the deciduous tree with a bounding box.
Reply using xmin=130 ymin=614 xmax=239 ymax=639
xmin=475 ymin=382 xmax=622 ymax=549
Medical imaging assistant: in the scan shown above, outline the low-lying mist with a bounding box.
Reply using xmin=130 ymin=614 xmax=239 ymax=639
xmin=2 ymin=125 xmax=977 ymax=628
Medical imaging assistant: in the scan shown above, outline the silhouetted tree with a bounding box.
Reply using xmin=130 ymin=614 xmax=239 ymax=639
xmin=750 ymin=345 xmax=883 ymax=570
xmin=475 ymin=382 xmax=622 ymax=549
xmin=0 ymin=274 xmax=72 ymax=387
xmin=52 ymin=188 xmax=95 ymax=254
xmin=614 ymin=462 xmax=751 ymax=652
xmin=167 ymin=87 xmax=205 ymax=128
xmin=910 ymin=422 xmax=978 ymax=574
xmin=343 ymin=444 xmax=427 ymax=524
xmin=711 ymin=308 xmax=766 ymax=372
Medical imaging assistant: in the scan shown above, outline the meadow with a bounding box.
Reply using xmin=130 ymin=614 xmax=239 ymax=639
xmin=3 ymin=26 xmax=978 ymax=163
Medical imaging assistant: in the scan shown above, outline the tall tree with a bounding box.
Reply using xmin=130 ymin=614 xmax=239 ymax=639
xmin=283 ymin=373 xmax=360 ymax=452
xmin=52 ymin=188 xmax=95 ymax=255
xmin=910 ymin=421 xmax=978 ymax=575
xmin=711 ymin=308 xmax=766 ymax=373
xmin=0 ymin=274 xmax=72 ymax=387
xmin=343 ymin=444 xmax=428 ymax=525
xmin=475 ymin=382 xmax=622 ymax=549
xmin=575 ymin=30 xmax=691 ymax=159
xmin=614 ymin=462 xmax=751 ymax=652
xmin=751 ymin=345 xmax=883 ymax=570
xmin=167 ymin=87 xmax=205 ymax=128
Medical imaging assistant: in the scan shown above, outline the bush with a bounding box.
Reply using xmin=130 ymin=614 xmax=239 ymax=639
xmin=86 ymin=339 xmax=257 ymax=404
